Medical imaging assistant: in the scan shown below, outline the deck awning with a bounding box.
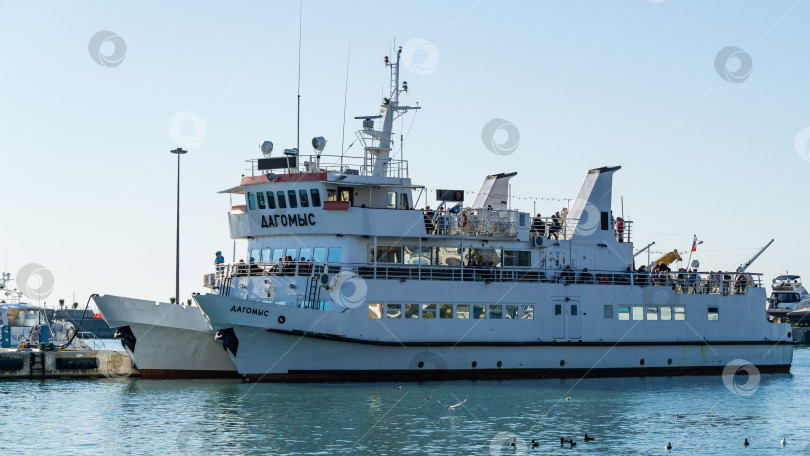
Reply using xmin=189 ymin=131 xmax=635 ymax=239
xmin=218 ymin=186 xmax=244 ymax=195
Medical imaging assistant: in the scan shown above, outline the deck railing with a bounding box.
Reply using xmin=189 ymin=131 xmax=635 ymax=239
xmin=213 ymin=261 xmax=760 ymax=296
xmin=246 ymin=153 xmax=409 ymax=179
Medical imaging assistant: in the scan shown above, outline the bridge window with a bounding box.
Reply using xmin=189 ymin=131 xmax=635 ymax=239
xmin=646 ymin=307 xmax=658 ymax=320
xmin=521 ymin=305 xmax=534 ymax=319
xmin=247 ymin=192 xmax=256 ymax=210
xmin=369 ymin=303 xmax=382 ymax=319
xmin=440 ymin=304 xmax=453 ymax=318
xmin=660 ymin=307 xmax=672 ymax=320
xmin=505 ymin=304 xmax=518 ymax=319
xmin=405 ymin=303 xmax=419 ymax=319
xmin=386 ymin=304 xmax=401 ymax=318
xmin=310 ymin=189 xmax=321 ymax=207
xmin=674 ymin=306 xmax=686 ymax=320
xmin=456 ymin=304 xmax=470 ymax=319
xmin=313 ymin=247 xmax=326 ymax=262
xmin=299 ymin=189 xmax=309 ymax=207
xmin=327 ymin=247 xmax=341 ymax=262
xmin=473 ymin=304 xmax=486 ymax=319
xmin=489 ymin=305 xmax=503 ymax=319
xmin=266 ymin=192 xmax=276 ymax=209
xmin=257 ymin=192 xmax=266 ymax=209
xmin=288 ymin=190 xmax=298 ymax=208
xmin=422 ymin=304 xmax=436 ymax=319
xmin=604 ymin=304 xmax=613 ymax=318
xmin=387 ymin=192 xmax=397 ymax=209
xmin=372 ymin=246 xmax=402 ymax=263
xmin=276 ymin=191 xmax=287 ymax=208
xmin=618 ymin=306 xmax=630 ymax=320
xmin=250 ymin=249 xmax=259 ymax=262
xmin=708 ymin=307 xmax=719 ymax=321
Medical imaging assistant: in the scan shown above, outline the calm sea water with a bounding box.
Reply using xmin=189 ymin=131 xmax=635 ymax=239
xmin=3 ymin=345 xmax=810 ymax=455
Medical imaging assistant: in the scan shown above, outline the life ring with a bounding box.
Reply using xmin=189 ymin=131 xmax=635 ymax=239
xmin=65 ymin=327 xmax=76 ymax=340
xmin=30 ymin=325 xmax=40 ymax=341
xmin=597 ymin=274 xmax=610 ymax=285
xmin=458 ymin=213 xmax=468 ymax=228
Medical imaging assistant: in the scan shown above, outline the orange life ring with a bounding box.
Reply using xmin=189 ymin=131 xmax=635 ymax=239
xmin=458 ymin=213 xmax=468 ymax=228
xmin=598 ymin=274 xmax=610 ymax=285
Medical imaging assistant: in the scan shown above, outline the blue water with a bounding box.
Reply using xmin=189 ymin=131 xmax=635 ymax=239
xmin=3 ymin=348 xmax=810 ymax=455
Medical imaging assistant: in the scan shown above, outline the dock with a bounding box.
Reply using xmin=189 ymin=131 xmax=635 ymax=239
xmin=0 ymin=348 xmax=139 ymax=379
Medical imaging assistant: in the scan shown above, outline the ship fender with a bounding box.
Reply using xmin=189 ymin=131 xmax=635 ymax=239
xmin=114 ymin=325 xmax=137 ymax=353
xmin=215 ymin=328 xmax=239 ymax=356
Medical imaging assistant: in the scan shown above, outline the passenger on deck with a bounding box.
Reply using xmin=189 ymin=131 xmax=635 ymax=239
xmin=636 ymin=265 xmax=649 ymax=286
xmin=436 ymin=208 xmax=449 ymax=235
xmin=550 ymin=212 xmax=561 ymax=239
xmin=616 ymin=217 xmax=624 ymax=242
xmin=579 ymin=268 xmax=592 ymax=284
xmin=560 ymin=265 xmax=574 ymax=284
xmin=215 ymin=251 xmax=225 ymax=271
xmin=616 ymin=266 xmax=631 ymax=285
xmin=561 ymin=207 xmax=569 ymax=219
xmin=424 ymin=206 xmax=435 ymax=234
xmin=237 ymin=259 xmax=246 ymax=276
xmin=531 ymin=214 xmax=545 ymax=237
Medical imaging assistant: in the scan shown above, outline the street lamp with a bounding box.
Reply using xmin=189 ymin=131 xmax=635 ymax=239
xmin=170 ymin=147 xmax=187 ymax=305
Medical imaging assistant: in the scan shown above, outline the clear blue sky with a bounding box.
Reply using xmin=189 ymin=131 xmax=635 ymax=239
xmin=2 ymin=1 xmax=808 ymax=306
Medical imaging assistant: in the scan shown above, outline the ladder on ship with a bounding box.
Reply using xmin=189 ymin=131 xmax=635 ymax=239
xmin=29 ymin=352 xmax=45 ymax=379
xmin=305 ymin=275 xmax=322 ymax=309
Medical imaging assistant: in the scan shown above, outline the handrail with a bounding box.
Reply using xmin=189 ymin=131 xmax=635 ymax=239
xmin=245 ymin=153 xmax=409 ymax=178
xmin=214 ymin=261 xmax=762 ymax=296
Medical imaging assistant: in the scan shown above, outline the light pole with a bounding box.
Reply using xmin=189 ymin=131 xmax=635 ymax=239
xmin=170 ymin=147 xmax=187 ymax=305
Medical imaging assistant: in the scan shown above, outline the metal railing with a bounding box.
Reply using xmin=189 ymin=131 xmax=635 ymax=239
xmin=214 ymin=261 xmax=761 ymax=295
xmin=425 ymin=208 xmax=520 ymax=237
xmin=527 ymin=215 xmax=633 ymax=242
xmin=246 ymin=153 xmax=409 ymax=179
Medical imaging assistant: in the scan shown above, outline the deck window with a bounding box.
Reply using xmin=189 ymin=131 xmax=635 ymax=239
xmin=313 ymin=248 xmax=326 ymax=262
xmin=373 ymin=246 xmax=402 ymax=263
xmin=284 ymin=248 xmax=297 ymax=261
xmin=386 ymin=304 xmax=401 ymax=318
xmin=618 ymin=306 xmax=630 ymax=320
xmin=422 ymin=304 xmax=436 ymax=319
xmin=266 ymin=192 xmax=276 ymax=209
xmin=369 ymin=303 xmax=382 ymax=319
xmin=387 ymin=192 xmax=397 ymax=209
xmin=503 ymin=250 xmax=531 ymax=267
xmin=473 ymin=304 xmax=486 ymax=319
xmin=288 ymin=190 xmax=298 ymax=208
xmin=405 ymin=304 xmax=419 ymax=319
xmin=261 ymin=248 xmax=271 ymax=262
xmin=604 ymin=304 xmax=613 ymax=318
xmin=660 ymin=306 xmax=672 ymax=320
xmin=276 ymin=191 xmax=287 ymax=208
xmin=554 ymin=304 xmax=562 ymax=316
xmin=521 ymin=305 xmax=534 ymax=319
xmin=708 ymin=306 xmax=719 ymax=321
xmin=489 ymin=305 xmax=503 ymax=319
xmin=250 ymin=249 xmax=259 ymax=262
xmin=646 ymin=306 xmax=658 ymax=320
xmin=327 ymin=247 xmax=341 ymax=262
xmin=440 ymin=304 xmax=453 ymax=319
xmin=247 ymin=192 xmax=256 ymax=210
xmin=299 ymin=248 xmax=312 ymax=261
xmin=570 ymin=304 xmax=578 ymax=316
xmin=505 ymin=304 xmax=518 ymax=319
xmin=257 ymin=192 xmax=266 ymax=209
xmin=310 ymin=189 xmax=321 ymax=207
xmin=632 ymin=306 xmax=643 ymax=320
xmin=272 ymin=249 xmax=284 ymax=262
xmin=457 ymin=304 xmax=470 ymax=319
xmin=299 ymin=189 xmax=309 ymax=207
xmin=674 ymin=306 xmax=686 ymax=320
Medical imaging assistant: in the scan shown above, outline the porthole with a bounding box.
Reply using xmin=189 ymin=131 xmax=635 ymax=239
xmin=471 ymin=361 xmax=477 ymax=368
xmin=788 ymin=332 xmax=792 ymax=338
xmin=277 ymin=316 xmax=286 ymax=324
xmin=497 ymin=361 xmax=502 ymax=368
xmin=667 ymin=358 xmax=672 ymax=365
xmin=560 ymin=360 xmax=565 ymax=367
xmin=640 ymin=358 xmax=645 ymax=366
xmin=418 ymin=361 xmax=424 ymax=368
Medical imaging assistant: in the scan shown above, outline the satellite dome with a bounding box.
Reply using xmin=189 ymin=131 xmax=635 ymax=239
xmin=260 ymin=141 xmax=274 ymax=157
xmin=691 ymin=260 xmax=700 ymax=269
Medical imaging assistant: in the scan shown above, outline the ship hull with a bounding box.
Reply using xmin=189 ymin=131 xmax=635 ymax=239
xmin=195 ymin=283 xmax=793 ymax=383
xmin=93 ymin=295 xmax=238 ymax=379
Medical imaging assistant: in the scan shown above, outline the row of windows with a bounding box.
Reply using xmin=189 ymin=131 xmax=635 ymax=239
xmin=370 ymin=246 xmax=531 ymax=267
xmin=369 ymin=303 xmax=535 ymax=320
xmin=250 ymin=247 xmax=341 ymax=263
xmin=247 ymin=189 xmax=322 ymax=211
xmin=613 ymin=305 xmax=692 ymax=321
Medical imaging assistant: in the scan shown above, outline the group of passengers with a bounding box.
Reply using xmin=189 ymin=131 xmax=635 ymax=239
xmin=225 ymin=253 xmax=313 ymax=277
xmin=422 ymin=204 xmax=471 ymax=235
xmin=530 ymin=209 xmax=626 ymax=242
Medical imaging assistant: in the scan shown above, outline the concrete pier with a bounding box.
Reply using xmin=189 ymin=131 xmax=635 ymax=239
xmin=0 ymin=349 xmax=139 ymax=379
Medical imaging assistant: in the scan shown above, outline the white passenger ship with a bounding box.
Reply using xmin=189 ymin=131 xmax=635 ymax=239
xmin=194 ymin=46 xmax=793 ymax=382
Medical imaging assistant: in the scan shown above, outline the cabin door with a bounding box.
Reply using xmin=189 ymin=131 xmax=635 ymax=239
xmin=552 ymin=301 xmax=565 ymax=339
xmin=567 ymin=300 xmax=581 ymax=339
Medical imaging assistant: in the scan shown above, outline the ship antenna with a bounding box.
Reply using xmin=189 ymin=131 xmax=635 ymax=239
xmin=340 ymin=42 xmax=350 ymax=173
xmin=296 ymin=0 xmax=303 ymax=160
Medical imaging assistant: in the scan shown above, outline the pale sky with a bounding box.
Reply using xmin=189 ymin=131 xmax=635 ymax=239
xmin=2 ymin=1 xmax=809 ymax=307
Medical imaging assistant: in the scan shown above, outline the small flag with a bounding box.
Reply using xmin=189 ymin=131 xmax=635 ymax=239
xmin=691 ymin=237 xmax=703 ymax=252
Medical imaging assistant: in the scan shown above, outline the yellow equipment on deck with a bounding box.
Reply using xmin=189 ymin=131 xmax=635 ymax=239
xmin=654 ymin=249 xmax=682 ymax=266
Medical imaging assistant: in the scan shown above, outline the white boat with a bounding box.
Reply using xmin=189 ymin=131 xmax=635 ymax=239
xmin=767 ymin=275 xmax=810 ymax=313
xmin=93 ymin=295 xmax=237 ymax=379
xmin=1 ymin=272 xmax=86 ymax=350
xmin=193 ymin=45 xmax=793 ymax=382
